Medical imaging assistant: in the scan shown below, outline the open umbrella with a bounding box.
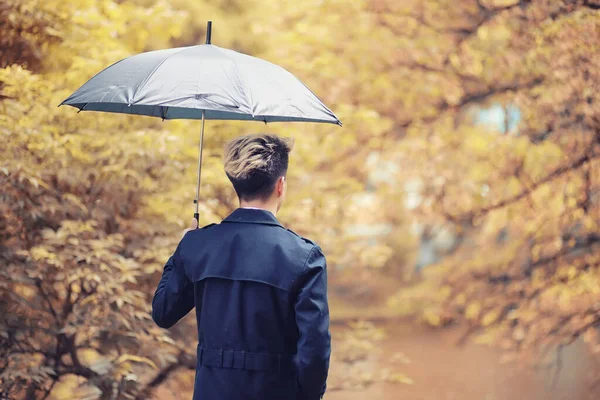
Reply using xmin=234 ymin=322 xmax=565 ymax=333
xmin=61 ymin=21 xmax=341 ymax=222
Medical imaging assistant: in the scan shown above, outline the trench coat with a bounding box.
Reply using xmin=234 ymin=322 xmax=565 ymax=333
xmin=152 ymin=208 xmax=331 ymax=400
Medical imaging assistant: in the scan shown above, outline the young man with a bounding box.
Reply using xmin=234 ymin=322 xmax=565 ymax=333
xmin=152 ymin=133 xmax=331 ymax=400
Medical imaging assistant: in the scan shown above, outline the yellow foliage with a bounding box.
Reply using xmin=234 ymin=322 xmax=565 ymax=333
xmin=465 ymin=302 xmax=482 ymax=320
xmin=50 ymin=374 xmax=102 ymax=400
xmin=482 ymin=309 xmax=500 ymax=327
xmin=2 ymin=0 xmax=600 ymax=397
xmin=115 ymin=354 xmax=158 ymax=370
xmin=423 ymin=308 xmax=442 ymax=327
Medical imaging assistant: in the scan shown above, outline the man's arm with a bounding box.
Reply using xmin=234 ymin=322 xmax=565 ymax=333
xmin=152 ymin=242 xmax=195 ymax=329
xmin=294 ymin=246 xmax=331 ymax=400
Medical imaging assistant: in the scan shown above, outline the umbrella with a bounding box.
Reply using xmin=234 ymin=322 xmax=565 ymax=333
xmin=61 ymin=21 xmax=341 ymax=222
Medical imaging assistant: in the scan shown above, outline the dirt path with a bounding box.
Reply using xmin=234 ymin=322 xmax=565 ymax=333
xmin=155 ymin=319 xmax=597 ymax=400
xmin=327 ymin=321 xmax=596 ymax=400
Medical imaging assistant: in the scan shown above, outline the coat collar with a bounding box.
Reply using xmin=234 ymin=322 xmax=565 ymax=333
xmin=222 ymin=208 xmax=283 ymax=227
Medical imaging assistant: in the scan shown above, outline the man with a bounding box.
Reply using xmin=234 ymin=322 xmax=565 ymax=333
xmin=152 ymin=133 xmax=331 ymax=400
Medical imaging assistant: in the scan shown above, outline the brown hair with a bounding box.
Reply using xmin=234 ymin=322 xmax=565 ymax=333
xmin=224 ymin=133 xmax=294 ymax=201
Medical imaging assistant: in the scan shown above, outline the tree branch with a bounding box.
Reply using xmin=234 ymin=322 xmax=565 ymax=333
xmin=35 ymin=280 xmax=58 ymax=321
xmin=135 ymin=350 xmax=195 ymax=400
xmin=448 ymin=152 xmax=596 ymax=220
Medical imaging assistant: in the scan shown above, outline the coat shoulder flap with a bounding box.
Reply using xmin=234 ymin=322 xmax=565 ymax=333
xmin=286 ymin=228 xmax=316 ymax=246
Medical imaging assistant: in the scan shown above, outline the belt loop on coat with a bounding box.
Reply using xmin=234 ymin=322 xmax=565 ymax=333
xmin=197 ymin=346 xmax=203 ymax=364
xmin=223 ymin=349 xmax=234 ymax=368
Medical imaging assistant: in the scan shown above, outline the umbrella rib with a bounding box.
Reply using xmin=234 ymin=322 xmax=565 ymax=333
xmin=210 ymin=46 xmax=340 ymax=125
xmin=130 ymin=46 xmax=196 ymax=105
xmin=60 ymin=58 xmax=129 ymax=107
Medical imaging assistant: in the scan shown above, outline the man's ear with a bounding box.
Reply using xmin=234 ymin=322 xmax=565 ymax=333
xmin=277 ymin=176 xmax=286 ymax=196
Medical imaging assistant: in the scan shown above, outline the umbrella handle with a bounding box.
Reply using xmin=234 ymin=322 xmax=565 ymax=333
xmin=194 ymin=110 xmax=206 ymax=227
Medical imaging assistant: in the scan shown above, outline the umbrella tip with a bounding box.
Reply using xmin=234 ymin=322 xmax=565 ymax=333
xmin=206 ymin=21 xmax=212 ymax=45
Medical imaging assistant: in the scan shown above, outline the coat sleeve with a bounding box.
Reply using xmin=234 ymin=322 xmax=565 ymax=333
xmin=294 ymin=246 xmax=331 ymax=400
xmin=152 ymin=242 xmax=195 ymax=329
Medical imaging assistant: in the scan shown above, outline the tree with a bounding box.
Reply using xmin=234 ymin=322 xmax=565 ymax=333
xmin=378 ymin=0 xmax=600 ymax=368
xmin=5 ymin=0 xmax=597 ymax=397
xmin=0 ymin=0 xmax=257 ymax=398
xmin=2 ymin=0 xmax=403 ymax=397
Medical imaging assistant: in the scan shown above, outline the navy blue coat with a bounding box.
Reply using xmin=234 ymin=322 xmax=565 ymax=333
xmin=152 ymin=208 xmax=331 ymax=400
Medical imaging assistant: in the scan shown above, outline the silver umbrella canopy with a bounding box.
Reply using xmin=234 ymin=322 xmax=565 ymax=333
xmin=61 ymin=22 xmax=341 ymax=221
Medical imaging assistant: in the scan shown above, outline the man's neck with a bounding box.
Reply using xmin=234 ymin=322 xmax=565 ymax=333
xmin=239 ymin=200 xmax=278 ymax=216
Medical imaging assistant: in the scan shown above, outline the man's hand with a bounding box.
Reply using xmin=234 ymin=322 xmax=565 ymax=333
xmin=181 ymin=218 xmax=199 ymax=239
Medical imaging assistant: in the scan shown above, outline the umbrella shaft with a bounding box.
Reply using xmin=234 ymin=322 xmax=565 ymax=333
xmin=194 ymin=110 xmax=206 ymax=222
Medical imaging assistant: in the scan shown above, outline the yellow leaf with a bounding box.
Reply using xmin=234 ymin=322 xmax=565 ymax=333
xmin=475 ymin=332 xmax=495 ymax=345
xmin=482 ymin=310 xmax=499 ymax=326
xmin=465 ymin=302 xmax=481 ymax=320
xmin=490 ymin=0 xmax=520 ymax=7
xmin=390 ymin=373 xmax=414 ymax=385
xmin=423 ymin=308 xmax=441 ymax=327
xmin=115 ymin=354 xmax=158 ymax=370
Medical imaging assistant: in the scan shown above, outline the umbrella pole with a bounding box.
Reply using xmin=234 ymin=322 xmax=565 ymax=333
xmin=193 ymin=110 xmax=206 ymax=225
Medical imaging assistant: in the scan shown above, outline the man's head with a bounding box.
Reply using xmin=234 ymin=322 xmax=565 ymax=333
xmin=224 ymin=133 xmax=294 ymax=211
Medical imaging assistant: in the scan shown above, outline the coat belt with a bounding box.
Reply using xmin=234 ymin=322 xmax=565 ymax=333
xmin=197 ymin=346 xmax=295 ymax=372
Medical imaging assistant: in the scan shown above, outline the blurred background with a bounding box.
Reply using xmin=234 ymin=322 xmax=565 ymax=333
xmin=1 ymin=0 xmax=600 ymax=399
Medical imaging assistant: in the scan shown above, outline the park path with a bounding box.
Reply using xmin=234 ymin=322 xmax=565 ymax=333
xmin=327 ymin=320 xmax=595 ymax=400
xmin=154 ymin=319 xmax=596 ymax=400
